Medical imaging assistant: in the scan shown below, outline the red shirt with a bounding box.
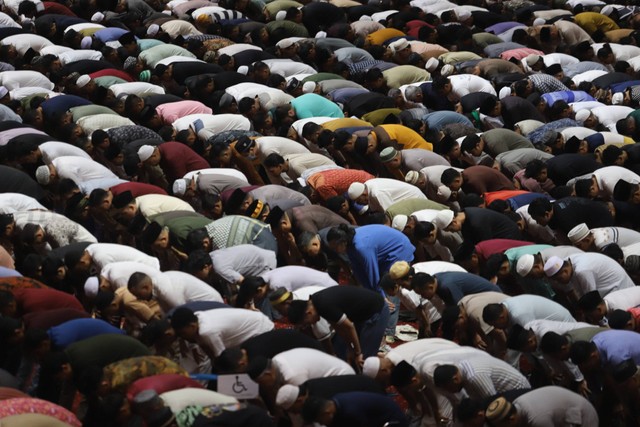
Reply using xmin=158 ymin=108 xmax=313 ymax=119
xmin=41 ymin=2 xmax=77 ymax=16
xmin=111 ymin=182 xmax=167 ymax=197
xmin=0 ymin=276 xmax=48 ymax=292
xmin=13 ymin=288 xmax=84 ymax=315
xmin=474 ymin=239 xmax=533 ymax=262
xmin=159 ymin=142 xmax=210 ymax=182
xmin=23 ymin=308 xmax=90 ymax=330
xmin=307 ymin=169 xmax=374 ymax=200
xmin=484 ymin=190 xmax=530 ymax=206
xmin=89 ymin=69 xmax=134 ymax=82
xmin=127 ymin=374 xmax=204 ymax=400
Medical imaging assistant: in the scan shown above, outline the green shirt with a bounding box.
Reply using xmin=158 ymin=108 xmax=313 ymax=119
xmin=265 ymin=20 xmax=309 ymax=38
xmin=66 ymin=334 xmax=151 ymax=375
xmin=565 ymin=327 xmax=607 ymax=344
xmin=362 ymin=108 xmax=402 ymax=126
xmin=70 ymin=105 xmax=118 ymax=122
xmin=302 ymin=73 xmax=345 ymax=83
xmin=264 ymin=0 xmax=302 ymax=17
xmin=149 ymin=211 xmax=213 ymax=248
xmin=385 ymin=198 xmax=447 ymax=219
xmin=94 ymin=76 xmax=127 ymax=88
xmin=472 ymin=32 xmax=504 ymax=48
xmin=505 ymin=244 xmax=555 ymax=298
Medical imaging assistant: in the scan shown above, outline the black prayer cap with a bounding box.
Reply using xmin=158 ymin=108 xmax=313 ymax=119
xmin=224 ymin=188 xmax=247 ymax=215
xmin=142 ymin=221 xmax=163 ymax=245
xmin=265 ymin=206 xmax=284 ymax=229
xmin=577 ymin=290 xmax=604 ymax=312
xmin=613 ymin=179 xmax=633 ymax=201
xmin=112 ymin=190 xmax=135 ymax=209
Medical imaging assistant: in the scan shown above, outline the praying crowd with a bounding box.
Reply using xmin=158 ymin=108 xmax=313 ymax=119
xmin=5 ymin=0 xmax=640 ymax=425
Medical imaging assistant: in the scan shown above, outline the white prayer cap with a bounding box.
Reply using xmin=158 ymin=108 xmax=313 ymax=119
xmin=441 ymin=64 xmax=454 ymax=77
xmin=601 ymin=5 xmax=614 ymax=16
xmin=84 ymin=276 xmax=99 ymax=298
xmin=515 ymin=254 xmax=534 ymax=277
xmin=275 ymin=10 xmax=287 ymax=21
xmin=237 ymin=65 xmax=249 ymax=75
xmin=525 ymin=54 xmax=541 ymax=67
xmin=276 ymin=38 xmax=295 ymax=49
xmin=457 ymin=9 xmax=471 ymax=21
xmin=575 ymin=109 xmax=591 ymax=124
xmin=389 ymin=38 xmax=409 ymax=53
xmin=172 ymin=179 xmax=188 ymax=196
xmin=499 ymin=86 xmax=511 ymax=99
xmin=533 ymin=17 xmax=545 ymax=25
xmin=391 ymin=214 xmax=408 ymax=231
xmin=137 ymin=145 xmax=155 ymax=162
xmin=80 ymin=36 xmax=92 ymax=49
xmin=544 ymin=256 xmax=564 ymax=277
xmin=433 ymin=209 xmax=454 ymax=230
xmin=347 ymin=182 xmax=366 ymax=200
xmin=315 ymin=31 xmax=327 ymax=38
xmin=405 ymin=170 xmax=420 ymax=185
xmin=35 ymin=165 xmax=51 ymax=185
xmin=359 ymin=15 xmax=372 ymax=21
xmin=302 ymin=81 xmax=316 ymax=94
xmin=612 ymin=92 xmax=624 ymax=105
xmin=425 ymin=57 xmax=439 ymax=72
xmin=437 ymin=185 xmax=452 ymax=199
xmin=275 ymin=385 xmax=300 ymax=410
xmin=76 ymin=74 xmax=91 ymax=88
xmin=91 ymin=11 xmax=104 ymax=22
xmin=0 ymin=86 xmax=8 ymax=99
xmin=147 ymin=23 xmax=160 ymax=37
xmin=362 ymin=357 xmax=381 ymax=378
xmin=567 ymin=223 xmax=590 ymax=244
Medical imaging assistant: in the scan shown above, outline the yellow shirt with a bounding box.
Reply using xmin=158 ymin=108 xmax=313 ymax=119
xmin=322 ymin=117 xmax=372 ymax=131
xmin=574 ymin=12 xmax=619 ymax=34
xmin=366 ymin=28 xmax=406 ymax=45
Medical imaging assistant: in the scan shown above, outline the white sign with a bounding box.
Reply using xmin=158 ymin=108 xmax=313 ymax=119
xmin=217 ymin=374 xmax=260 ymax=399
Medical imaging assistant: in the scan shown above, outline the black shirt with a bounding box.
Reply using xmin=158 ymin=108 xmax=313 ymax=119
xmin=311 ymin=286 xmax=385 ymax=324
xmin=545 ymin=154 xmax=602 ymax=186
xmin=241 ymin=329 xmax=322 ymax=359
xmin=462 ymin=207 xmax=522 ymax=245
xmin=0 ymin=165 xmax=45 ymax=201
xmin=304 ymin=375 xmax=386 ymax=397
xmin=550 ymin=197 xmax=614 ymax=233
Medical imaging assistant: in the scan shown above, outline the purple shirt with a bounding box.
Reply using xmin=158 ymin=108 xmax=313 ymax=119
xmin=593 ymin=330 xmax=640 ymax=367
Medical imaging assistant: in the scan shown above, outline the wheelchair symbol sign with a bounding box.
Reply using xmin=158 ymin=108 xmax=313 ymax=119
xmin=218 ymin=374 xmax=259 ymax=399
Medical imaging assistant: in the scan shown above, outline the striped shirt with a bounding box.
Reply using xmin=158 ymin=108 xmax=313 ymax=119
xmin=457 ymin=356 xmax=530 ymax=399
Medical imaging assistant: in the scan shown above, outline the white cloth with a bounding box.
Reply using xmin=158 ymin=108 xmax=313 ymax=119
xmin=210 ymin=245 xmax=277 ymax=283
xmin=272 ymin=348 xmax=355 ymax=385
xmin=136 ymin=194 xmax=195 ymax=218
xmin=51 ymin=156 xmax=118 ymax=183
xmin=110 ymin=82 xmax=165 ymax=98
xmin=196 ymin=308 xmax=274 ymax=357
xmin=172 ymin=114 xmax=251 ymax=140
xmin=256 ymin=136 xmax=310 ymax=161
xmin=603 ymin=287 xmax=640 ymax=312
xmin=99 ymin=261 xmax=161 ymax=290
xmin=39 ymin=141 xmax=91 ymax=164
xmin=448 ymin=74 xmax=497 ymax=98
xmin=0 ymin=193 xmax=46 ymax=213
xmin=564 ymin=253 xmax=635 ymax=297
xmin=365 ymin=178 xmax=427 ymax=212
xmin=0 ymin=70 xmax=54 ymax=91
xmin=13 ymin=210 xmax=97 ymax=247
xmin=262 ymin=59 xmax=317 ymax=78
xmin=160 ymin=389 xmax=237 ymax=414
xmin=86 ymin=243 xmax=160 ymax=271
xmin=0 ymin=34 xmax=53 ymax=56
xmin=155 ymin=271 xmax=223 ymax=309
xmin=184 ymin=168 xmax=248 ymax=182
xmin=590 ymin=106 xmax=634 ymax=133
xmin=58 ymin=49 xmax=103 ymax=66
xmin=261 ymin=266 xmax=338 ymax=291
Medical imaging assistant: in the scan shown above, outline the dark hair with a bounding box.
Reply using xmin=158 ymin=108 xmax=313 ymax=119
xmin=433 ymin=364 xmax=458 ymax=387
xmin=414 ymin=221 xmax=435 ymax=240
xmin=301 ymin=122 xmax=321 ymax=139
xmin=127 ymin=272 xmax=151 ymax=291
xmin=482 ymin=303 xmax=505 ymax=323
xmin=461 ymin=193 xmax=485 ymax=209
xmin=302 ymin=395 xmax=331 ymax=424
xmin=0 ymin=290 xmax=16 ymax=311
xmin=440 ymin=168 xmax=461 ymax=186
xmin=569 ymin=341 xmax=597 ymax=365
xmin=185 ymin=250 xmax=212 ymax=274
xmin=431 ymin=76 xmax=450 ymax=92
xmin=170 ymin=307 xmax=198 ymax=330
xmin=539 ymin=331 xmax=568 ymax=355
xmin=263 ymin=152 xmax=285 ymax=168
xmin=235 ymin=276 xmax=267 ymax=308
xmin=573 ymin=179 xmax=592 ymax=198
xmin=326 ymin=224 xmax=355 ymax=246
xmin=524 ymin=159 xmax=546 ymax=178
xmin=601 ymin=243 xmax=624 ymax=263
xmin=602 ymin=145 xmax=623 ymax=166
xmin=457 ymin=398 xmax=485 ymax=422
xmin=609 ymin=309 xmax=632 ymax=329
xmin=487 ymin=199 xmax=509 ymax=213
xmin=483 ymin=253 xmax=508 ymax=280
xmin=410 ymin=272 xmax=435 ymax=290
xmin=287 ymin=300 xmax=308 ymax=324
xmin=527 ymin=198 xmax=552 ymax=219
xmin=186 ymin=228 xmax=209 ymax=253
xmin=215 ymin=347 xmax=244 ymax=374
xmin=616 ymin=118 xmax=631 ymax=136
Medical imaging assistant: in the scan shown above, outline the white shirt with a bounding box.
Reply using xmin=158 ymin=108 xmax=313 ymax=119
xmin=76 ymin=114 xmax=136 ymax=134
xmin=86 ymin=243 xmax=160 ymax=271
xmin=184 ymin=168 xmax=248 ymax=182
xmin=155 ymin=271 xmax=223 ymax=309
xmin=413 ymin=261 xmax=466 ymax=275
xmin=592 ymin=42 xmax=640 ymax=62
xmin=13 ymin=210 xmax=97 ymax=247
xmin=603 ymin=287 xmax=640 ymax=312
xmin=590 ymin=106 xmax=634 ymax=132
xmin=40 ymin=45 xmax=73 ymax=56
xmin=210 ymin=245 xmax=277 ymax=283
xmin=0 ymin=12 xmax=20 ymax=28
xmin=172 ymin=114 xmax=251 ymax=140
xmin=1 ymin=34 xmax=53 ymax=56
xmin=0 ymin=193 xmax=45 ymax=213
xmin=136 ymin=194 xmax=195 ymax=218
xmin=197 ymin=308 xmax=274 ymax=357
xmin=591 ymin=226 xmax=640 ymax=250
xmin=273 ymin=348 xmax=355 ymax=385
xmin=365 ymin=177 xmax=427 ymax=212
xmin=155 ymin=55 xmax=205 ymax=67
xmin=593 ymin=166 xmax=640 ymax=199
xmin=217 ymin=43 xmax=262 ymax=57
xmin=262 ymin=59 xmax=317 ymax=78
xmin=261 ymin=266 xmax=338 ymax=291
xmin=257 ymin=136 xmax=310 ymax=161
xmin=543 ymin=53 xmax=579 ymax=67
xmin=40 ymin=141 xmax=91 ymax=164
xmin=448 ymin=74 xmax=497 ymax=98
xmin=386 ymin=338 xmax=459 ymax=366
xmin=9 ymin=87 xmax=57 ymax=101
xmin=58 ymin=50 xmax=103 ymax=66
xmin=566 ymin=253 xmax=635 ymax=297
xmin=571 ymin=70 xmax=608 ymax=85
xmin=110 ymin=82 xmax=165 ymax=98
xmin=52 ymin=156 xmax=118 ymax=183
xmin=100 ymin=261 xmax=161 ymax=290
xmin=0 ymin=70 xmax=54 ymax=91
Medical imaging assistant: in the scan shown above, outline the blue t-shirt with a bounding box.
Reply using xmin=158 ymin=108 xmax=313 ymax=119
xmin=48 ymin=318 xmax=124 ymax=349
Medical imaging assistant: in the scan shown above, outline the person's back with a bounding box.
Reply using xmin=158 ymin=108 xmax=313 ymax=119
xmin=66 ymin=334 xmax=151 ymax=374
xmin=273 ymin=348 xmax=355 ymax=385
xmin=512 ymin=386 xmax=598 ymax=427
xmin=504 ymin=294 xmax=575 ymax=326
xmin=463 ymin=207 xmax=522 ymax=243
